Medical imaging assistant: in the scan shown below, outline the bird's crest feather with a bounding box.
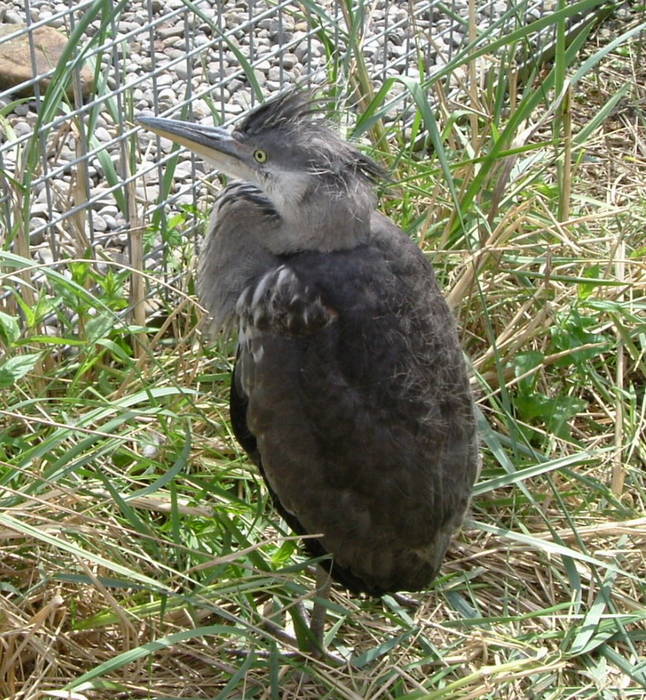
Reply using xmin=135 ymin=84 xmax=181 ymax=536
xmin=236 ymin=90 xmax=324 ymax=136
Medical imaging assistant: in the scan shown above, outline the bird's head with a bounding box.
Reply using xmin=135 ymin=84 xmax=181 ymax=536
xmin=138 ymin=90 xmax=385 ymax=247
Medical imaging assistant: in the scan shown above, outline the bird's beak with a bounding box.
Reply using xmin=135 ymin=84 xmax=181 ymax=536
xmin=137 ymin=116 xmax=246 ymax=170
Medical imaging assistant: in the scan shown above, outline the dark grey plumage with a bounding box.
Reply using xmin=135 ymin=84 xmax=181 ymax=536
xmin=138 ymin=91 xmax=478 ymax=596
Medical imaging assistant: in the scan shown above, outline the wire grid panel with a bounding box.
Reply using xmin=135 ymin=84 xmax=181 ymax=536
xmin=0 ymin=0 xmax=568 ymax=287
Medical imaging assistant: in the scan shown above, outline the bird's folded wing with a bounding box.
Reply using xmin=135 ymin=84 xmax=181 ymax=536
xmin=235 ymin=264 xmax=337 ymax=335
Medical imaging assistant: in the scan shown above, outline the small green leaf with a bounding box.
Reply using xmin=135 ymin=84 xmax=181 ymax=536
xmin=577 ymin=265 xmax=602 ymax=299
xmin=551 ymin=310 xmax=608 ymax=366
xmin=0 ymin=311 xmax=21 ymax=345
xmin=86 ymin=312 xmax=117 ymax=342
xmin=351 ymin=629 xmax=415 ymax=668
xmin=545 ymin=396 xmax=586 ymax=438
xmin=512 ymin=351 xmax=544 ymax=392
xmin=271 ymin=539 xmax=297 ymax=566
xmin=0 ymin=352 xmax=41 ymax=388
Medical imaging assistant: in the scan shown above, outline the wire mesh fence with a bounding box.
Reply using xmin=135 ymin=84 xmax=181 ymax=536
xmin=0 ymin=0 xmax=619 ymax=311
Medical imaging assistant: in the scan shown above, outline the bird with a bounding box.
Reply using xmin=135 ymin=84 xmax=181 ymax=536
xmin=138 ymin=90 xmax=478 ymax=601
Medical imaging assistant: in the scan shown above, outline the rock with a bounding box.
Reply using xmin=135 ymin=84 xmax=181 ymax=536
xmin=174 ymin=60 xmax=189 ymax=80
xmin=258 ymin=18 xmax=276 ymax=31
xmin=224 ymin=102 xmax=244 ymax=115
xmin=35 ymin=245 xmax=54 ymax=264
xmin=158 ymin=87 xmax=177 ymax=103
xmin=29 ymin=217 xmax=47 ymax=235
xmin=0 ymin=23 xmax=95 ymax=98
xmin=101 ymin=214 xmax=118 ymax=230
xmin=190 ymin=98 xmax=210 ymax=117
xmin=157 ymin=23 xmax=183 ymax=40
xmin=91 ymin=212 xmax=107 ymax=232
xmin=3 ymin=9 xmax=22 ymax=24
xmin=43 ymin=325 xmax=59 ymax=338
xmin=254 ymin=59 xmax=271 ymax=72
xmin=13 ymin=101 xmax=29 ymax=116
xmin=158 ymin=136 xmax=175 ymax=153
xmin=98 ymin=204 xmax=119 ymax=217
xmin=94 ymin=126 xmax=111 ymax=142
xmin=155 ymin=72 xmax=174 ymax=87
xmin=173 ymin=160 xmax=194 ymax=178
xmin=12 ymin=120 xmax=32 ymax=137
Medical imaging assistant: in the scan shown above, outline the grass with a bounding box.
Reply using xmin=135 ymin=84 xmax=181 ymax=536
xmin=0 ymin=1 xmax=645 ymax=698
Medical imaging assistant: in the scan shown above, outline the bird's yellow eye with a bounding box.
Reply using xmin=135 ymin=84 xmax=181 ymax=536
xmin=253 ymin=149 xmax=268 ymax=163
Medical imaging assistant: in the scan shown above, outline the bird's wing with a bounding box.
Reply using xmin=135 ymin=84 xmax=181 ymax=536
xmin=235 ymin=264 xmax=337 ymax=335
xmin=231 ymin=230 xmax=477 ymax=594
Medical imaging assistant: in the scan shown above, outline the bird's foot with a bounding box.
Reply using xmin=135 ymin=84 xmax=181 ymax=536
xmin=390 ymin=592 xmax=421 ymax=609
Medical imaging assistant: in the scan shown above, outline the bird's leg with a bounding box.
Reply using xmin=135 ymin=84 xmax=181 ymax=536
xmin=309 ymin=565 xmax=332 ymax=654
xmin=259 ymin=594 xmax=347 ymax=665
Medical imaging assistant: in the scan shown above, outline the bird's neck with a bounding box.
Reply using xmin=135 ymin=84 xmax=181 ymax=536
xmin=263 ymin=177 xmax=376 ymax=254
xmin=198 ymin=183 xmax=280 ymax=332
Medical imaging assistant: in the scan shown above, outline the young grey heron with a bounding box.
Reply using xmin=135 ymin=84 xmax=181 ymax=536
xmin=139 ymin=89 xmax=478 ymax=616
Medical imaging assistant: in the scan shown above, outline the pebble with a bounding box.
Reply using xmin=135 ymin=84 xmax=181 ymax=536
xmin=190 ymin=99 xmax=210 ymax=117
xmin=12 ymin=121 xmax=32 ymax=137
xmin=155 ymin=73 xmax=174 ymax=87
xmin=280 ymin=52 xmax=298 ymax=70
xmin=94 ymin=126 xmax=111 ymax=142
xmin=3 ymin=8 xmax=22 ymax=22
xmin=35 ymin=246 xmax=54 ymax=265
xmin=158 ymin=87 xmax=177 ymax=103
xmin=137 ymin=185 xmax=160 ymax=201
xmin=254 ymin=59 xmax=271 ymax=72
xmin=164 ymin=48 xmax=184 ymax=60
xmin=91 ymin=212 xmax=108 ymax=232
xmin=29 ymin=216 xmax=47 ymax=234
xmin=157 ymin=24 xmax=184 ymax=40
xmin=101 ymin=214 xmax=119 ymax=230
xmin=173 ymin=161 xmax=194 ymax=178
xmin=174 ymin=60 xmax=189 ymax=80
xmin=98 ymin=203 xmax=119 ymax=216
xmin=224 ymin=103 xmax=244 ymax=115
xmin=253 ymin=68 xmax=267 ymax=86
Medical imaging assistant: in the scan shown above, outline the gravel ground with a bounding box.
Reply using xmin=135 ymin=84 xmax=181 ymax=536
xmin=0 ymin=0 xmax=587 ymax=273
